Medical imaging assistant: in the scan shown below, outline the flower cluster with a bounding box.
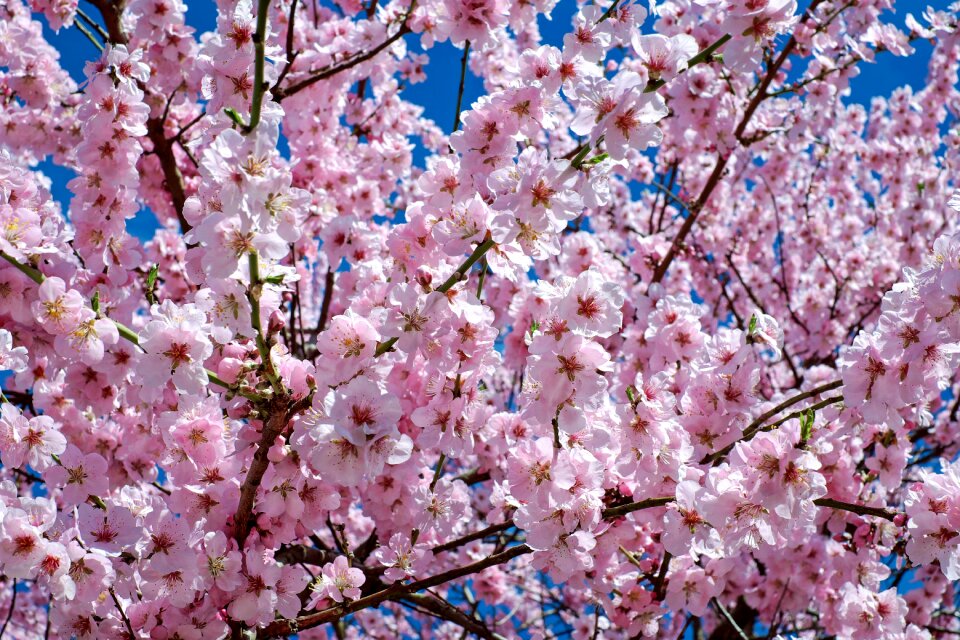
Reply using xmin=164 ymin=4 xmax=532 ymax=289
xmin=0 ymin=0 xmax=958 ymax=637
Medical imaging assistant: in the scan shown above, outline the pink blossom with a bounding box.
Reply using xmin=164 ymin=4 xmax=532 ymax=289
xmin=0 ymin=404 xmax=65 ymax=471
xmin=318 ymin=555 xmax=365 ymax=603
xmin=43 ymin=445 xmax=109 ymax=505
xmin=137 ymin=300 xmax=213 ymax=398
xmin=227 ymin=550 xmax=282 ymax=626
xmin=32 ymin=277 xmax=84 ymax=335
xmin=0 ymin=329 xmax=28 ymax=372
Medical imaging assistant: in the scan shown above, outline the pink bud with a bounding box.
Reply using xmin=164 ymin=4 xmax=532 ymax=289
xmin=267 ymin=439 xmax=287 ymax=463
xmin=893 ymin=513 xmax=907 ymax=527
xmin=268 ymin=310 xmax=286 ymax=335
xmin=416 ymin=268 xmax=433 ymax=290
xmin=222 ymin=343 xmax=246 ymax=359
xmin=218 ymin=357 xmax=244 ymax=384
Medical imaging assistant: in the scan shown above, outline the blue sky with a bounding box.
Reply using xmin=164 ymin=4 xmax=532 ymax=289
xmin=36 ymin=0 xmax=943 ymax=241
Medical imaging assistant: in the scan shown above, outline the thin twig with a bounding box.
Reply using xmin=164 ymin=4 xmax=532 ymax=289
xmin=0 ymin=579 xmax=17 ymax=639
xmin=700 ymin=380 xmax=842 ymax=465
xmin=108 ymin=587 xmax=135 ymax=639
xmin=452 ymin=41 xmax=471 ymax=134
xmin=712 ymin=598 xmax=750 ymax=640
xmin=275 ymin=1 xmax=417 ymax=101
xmin=73 ymin=17 xmax=104 ymax=50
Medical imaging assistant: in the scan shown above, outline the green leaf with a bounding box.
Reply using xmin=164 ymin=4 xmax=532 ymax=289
xmin=799 ymin=407 xmax=815 ymax=443
xmin=529 ymin=319 xmax=540 ymax=336
xmin=748 ymin=313 xmax=758 ymax=335
xmin=224 ymin=108 xmax=245 ymax=128
xmin=584 ymin=153 xmax=609 ymax=166
xmin=263 ymin=274 xmax=286 ymax=285
xmin=91 ymin=290 xmax=100 ymax=314
xmin=625 ymin=385 xmax=637 ymax=405
xmin=145 ymin=264 xmax=159 ymax=305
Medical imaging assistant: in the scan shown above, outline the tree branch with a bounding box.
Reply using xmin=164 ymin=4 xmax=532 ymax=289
xmin=452 ymin=41 xmax=471 ymax=134
xmin=233 ymin=396 xmax=297 ymax=546
xmin=813 ymin=497 xmax=898 ymax=522
xmin=651 ymin=2 xmax=825 ymax=283
xmin=700 ymin=380 xmax=842 ymax=465
xmin=399 ymin=593 xmax=506 ymax=640
xmin=274 ymin=1 xmax=417 ymax=101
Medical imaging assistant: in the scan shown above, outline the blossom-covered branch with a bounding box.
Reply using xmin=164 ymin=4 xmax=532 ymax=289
xmin=1 ymin=0 xmax=959 ymax=638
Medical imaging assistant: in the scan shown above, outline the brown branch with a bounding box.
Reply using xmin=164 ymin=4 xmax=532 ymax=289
xmin=453 ymin=468 xmax=490 ymax=485
xmin=431 ymin=521 xmax=513 ymax=555
xmin=274 ymin=0 xmax=300 ymax=89
xmin=399 ymin=593 xmax=506 ymax=640
xmin=651 ymin=1 xmax=825 ymax=284
xmin=700 ymin=380 xmax=842 ymax=465
xmin=316 ymin=268 xmax=335 ymax=335
xmin=108 ymin=586 xmax=135 ymax=639
xmin=813 ymin=497 xmax=898 ymax=522
xmin=233 ymin=396 xmax=302 ymax=546
xmin=261 ymin=495 xmax=674 ymax=636
xmin=275 ymin=545 xmax=339 ymax=566
xmin=651 ymin=156 xmax=728 ymax=283
xmin=600 ymin=495 xmax=673 ymax=519
xmin=87 ymin=0 xmax=128 ymax=44
xmin=147 ymin=118 xmax=191 ymax=233
xmin=274 ymin=1 xmax=417 ymax=102
xmin=652 ymin=551 xmax=671 ymax=601
xmin=88 ymin=0 xmax=191 ymax=235
xmin=0 ymin=579 xmax=17 ymax=639
xmin=262 ymin=543 xmax=531 ymax=636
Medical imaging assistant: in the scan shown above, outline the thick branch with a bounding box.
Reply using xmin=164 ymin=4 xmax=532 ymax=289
xmin=87 ymin=0 xmax=128 ymax=44
xmin=233 ymin=397 xmax=295 ymax=546
xmin=316 ymin=268 xmax=335 ymax=335
xmin=651 ymin=156 xmax=728 ymax=283
xmin=262 ymin=494 xmax=675 ymax=636
xmin=431 ymin=521 xmax=513 ymax=555
xmin=601 ymin=495 xmax=673 ymax=519
xmin=146 ymin=118 xmax=190 ymax=233
xmin=88 ymin=0 xmax=192 ymax=235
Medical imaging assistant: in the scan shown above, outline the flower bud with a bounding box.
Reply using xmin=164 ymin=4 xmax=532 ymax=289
xmin=268 ymin=310 xmax=286 ymax=335
xmin=218 ymin=357 xmax=244 ymax=384
xmin=416 ymin=268 xmax=433 ymax=291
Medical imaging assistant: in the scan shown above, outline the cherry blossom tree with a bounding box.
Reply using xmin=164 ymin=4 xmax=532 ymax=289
xmin=0 ymin=0 xmax=959 ymax=637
